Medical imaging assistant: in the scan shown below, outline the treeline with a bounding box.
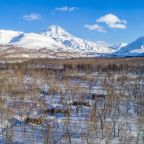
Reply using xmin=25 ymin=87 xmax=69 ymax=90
xmin=65 ymin=62 xmax=143 ymax=73
xmin=3 ymin=57 xmax=144 ymax=73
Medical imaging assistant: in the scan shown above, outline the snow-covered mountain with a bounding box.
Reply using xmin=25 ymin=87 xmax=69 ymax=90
xmin=41 ymin=25 xmax=113 ymax=54
xmin=0 ymin=25 xmax=115 ymax=59
xmin=113 ymin=36 xmax=144 ymax=57
xmin=0 ymin=25 xmax=144 ymax=59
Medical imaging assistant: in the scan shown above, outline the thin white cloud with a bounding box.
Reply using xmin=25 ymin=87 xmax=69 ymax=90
xmin=23 ymin=13 xmax=41 ymax=21
xmin=109 ymin=23 xmax=127 ymax=29
xmin=55 ymin=6 xmax=79 ymax=12
xmin=84 ymin=24 xmax=106 ymax=32
xmin=96 ymin=13 xmax=127 ymax=29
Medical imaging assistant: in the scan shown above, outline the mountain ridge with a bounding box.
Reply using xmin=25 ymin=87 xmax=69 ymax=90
xmin=0 ymin=25 xmax=143 ymax=59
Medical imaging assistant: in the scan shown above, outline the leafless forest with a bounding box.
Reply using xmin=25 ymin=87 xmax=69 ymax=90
xmin=0 ymin=57 xmax=144 ymax=144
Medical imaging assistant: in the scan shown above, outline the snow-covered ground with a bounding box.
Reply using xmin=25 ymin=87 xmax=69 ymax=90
xmin=0 ymin=69 xmax=143 ymax=144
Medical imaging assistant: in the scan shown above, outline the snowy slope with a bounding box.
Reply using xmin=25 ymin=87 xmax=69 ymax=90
xmin=10 ymin=33 xmax=65 ymax=50
xmin=0 ymin=30 xmax=22 ymax=44
xmin=111 ymin=43 xmax=128 ymax=50
xmin=113 ymin=36 xmax=144 ymax=57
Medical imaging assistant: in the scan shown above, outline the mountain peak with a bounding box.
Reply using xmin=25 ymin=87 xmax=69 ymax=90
xmin=42 ymin=25 xmax=71 ymax=39
xmin=48 ymin=25 xmax=66 ymax=32
xmin=40 ymin=25 xmax=113 ymax=53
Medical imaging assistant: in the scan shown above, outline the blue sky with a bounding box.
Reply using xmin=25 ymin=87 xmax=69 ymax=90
xmin=0 ymin=0 xmax=144 ymax=44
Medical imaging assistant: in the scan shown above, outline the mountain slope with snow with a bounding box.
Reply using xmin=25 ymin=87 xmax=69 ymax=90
xmin=111 ymin=43 xmax=128 ymax=50
xmin=10 ymin=33 xmax=65 ymax=51
xmin=0 ymin=30 xmax=22 ymax=44
xmin=113 ymin=36 xmax=144 ymax=57
xmin=41 ymin=25 xmax=113 ymax=54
